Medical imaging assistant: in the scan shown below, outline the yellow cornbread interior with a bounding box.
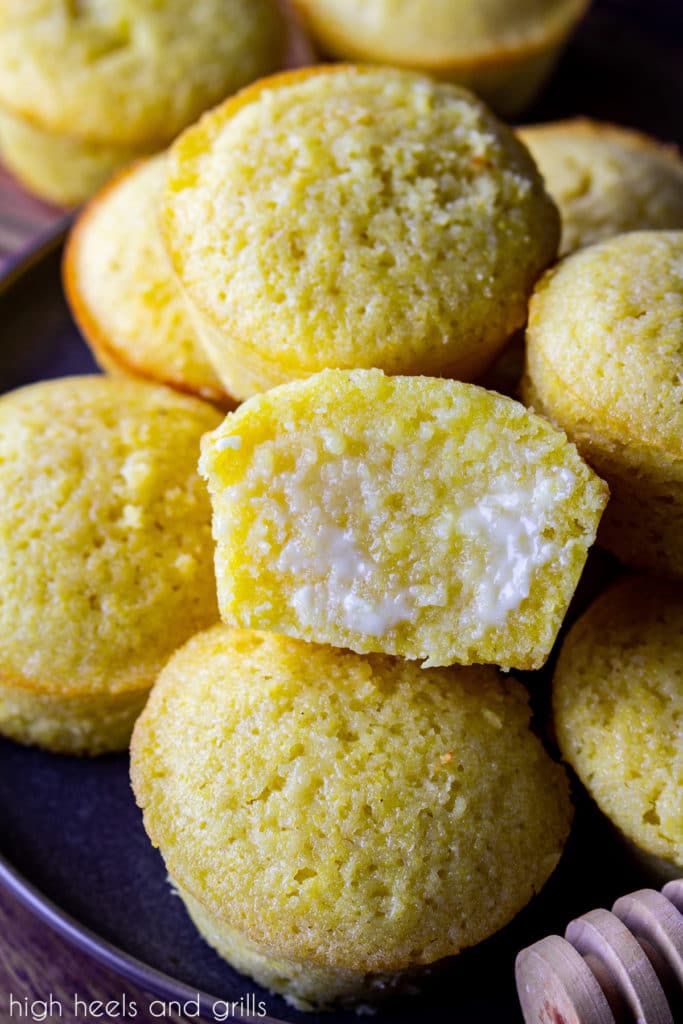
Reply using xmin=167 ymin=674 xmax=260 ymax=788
xmin=199 ymin=370 xmax=608 ymax=670
xmin=163 ymin=66 xmax=559 ymax=397
xmin=0 ymin=377 xmax=221 ymax=702
xmin=65 ymin=154 xmax=229 ymax=404
xmin=518 ymin=120 xmax=683 ymax=255
xmin=292 ymin=0 xmax=587 ymax=63
xmin=554 ymin=576 xmax=683 ymax=871
xmin=0 ymin=0 xmax=285 ymax=145
xmin=132 ymin=625 xmax=572 ymax=1007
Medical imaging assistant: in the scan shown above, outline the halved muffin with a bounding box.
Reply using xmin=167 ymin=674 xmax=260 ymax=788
xmin=199 ymin=369 xmax=607 ymax=670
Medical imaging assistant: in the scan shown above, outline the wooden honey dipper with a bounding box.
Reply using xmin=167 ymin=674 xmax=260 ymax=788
xmin=515 ymin=879 xmax=683 ymax=1023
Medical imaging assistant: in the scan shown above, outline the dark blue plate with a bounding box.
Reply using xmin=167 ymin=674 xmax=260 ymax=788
xmin=0 ymin=4 xmax=681 ymax=1020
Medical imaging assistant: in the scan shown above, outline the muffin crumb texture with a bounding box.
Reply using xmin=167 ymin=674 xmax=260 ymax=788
xmin=163 ymin=65 xmax=559 ymax=398
xmin=0 ymin=375 xmax=221 ymax=754
xmin=200 ymin=370 xmax=608 ymax=670
xmin=132 ymin=625 xmax=572 ymax=1008
xmin=553 ymin=576 xmax=683 ymax=872
xmin=523 ymin=230 xmax=683 ymax=576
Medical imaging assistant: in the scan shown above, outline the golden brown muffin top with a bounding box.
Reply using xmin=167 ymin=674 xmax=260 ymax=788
xmin=526 ymin=231 xmax=683 ymax=458
xmin=0 ymin=0 xmax=286 ymax=143
xmin=133 ymin=624 xmax=572 ymax=971
xmin=554 ymin=574 xmax=683 ymax=868
xmin=163 ymin=65 xmax=559 ymax=394
xmin=519 ymin=119 xmax=683 ymax=255
xmin=0 ymin=375 xmax=221 ymax=697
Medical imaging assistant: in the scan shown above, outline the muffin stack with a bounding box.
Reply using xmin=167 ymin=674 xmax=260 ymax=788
xmin=498 ymin=32 xmax=683 ymax=892
xmin=124 ymin=66 xmax=611 ymax=1010
xmin=1 ymin=61 xmax=607 ymax=1012
xmin=119 ymin=64 xmax=683 ymax=1002
xmin=0 ymin=1 xmax=681 ymax=1015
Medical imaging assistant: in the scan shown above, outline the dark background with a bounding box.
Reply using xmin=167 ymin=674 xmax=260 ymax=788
xmin=528 ymin=0 xmax=682 ymax=146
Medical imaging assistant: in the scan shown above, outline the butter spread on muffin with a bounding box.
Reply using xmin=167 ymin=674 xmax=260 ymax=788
xmin=199 ymin=369 xmax=607 ymax=670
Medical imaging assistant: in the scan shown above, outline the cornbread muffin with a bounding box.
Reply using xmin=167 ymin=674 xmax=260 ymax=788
xmin=162 ymin=65 xmax=560 ymax=400
xmin=518 ymin=119 xmax=683 ymax=256
xmin=63 ymin=155 xmax=232 ymax=406
xmin=0 ymin=376 xmax=221 ymax=755
xmin=553 ymin=576 xmax=683 ymax=879
xmin=0 ymin=105 xmax=143 ymax=207
xmin=522 ymin=230 xmax=683 ymax=577
xmin=132 ymin=625 xmax=573 ymax=1009
xmin=199 ymin=369 xmax=608 ymax=670
xmin=0 ymin=0 xmax=286 ymax=205
xmin=289 ymin=0 xmax=589 ymax=116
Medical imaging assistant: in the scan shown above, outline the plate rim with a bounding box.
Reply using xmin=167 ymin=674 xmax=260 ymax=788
xmin=0 ymin=852 xmax=222 ymax=1018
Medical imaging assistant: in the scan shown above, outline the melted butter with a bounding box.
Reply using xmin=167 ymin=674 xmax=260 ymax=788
xmin=240 ymin=437 xmax=577 ymax=641
xmin=279 ymin=524 xmax=413 ymax=636
xmin=266 ymin=453 xmax=416 ymax=637
xmin=460 ymin=466 xmax=576 ymax=633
